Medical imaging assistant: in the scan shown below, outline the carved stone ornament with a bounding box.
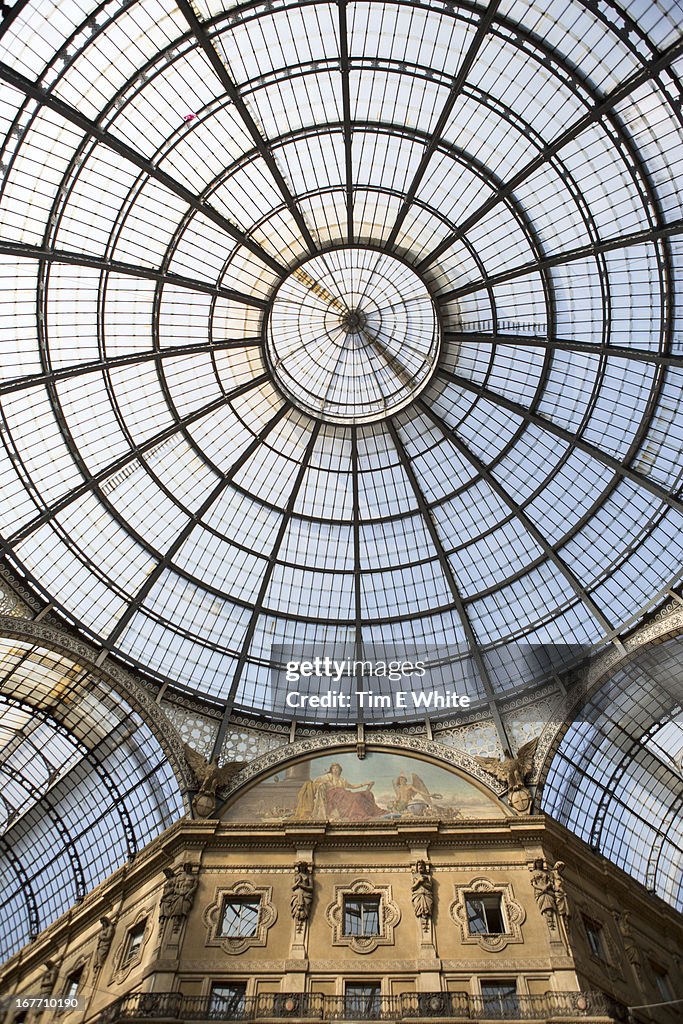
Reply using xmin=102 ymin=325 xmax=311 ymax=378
xmin=93 ymin=916 xmax=116 ymax=972
xmin=551 ymin=861 xmax=570 ymax=921
xmin=326 ymin=878 xmax=400 ymax=954
xmin=614 ymin=910 xmax=642 ymax=982
xmin=508 ymin=787 xmax=533 ymax=814
xmin=159 ymin=864 xmax=198 ymax=933
xmin=203 ymin=881 xmax=277 ymax=955
xmin=528 ymin=858 xmax=570 ymax=932
xmin=474 ymin=739 xmax=537 ymax=815
xmin=450 ymin=878 xmax=526 ymax=953
xmin=39 ymin=961 xmax=58 ymax=995
xmin=184 ymin=743 xmax=246 ymax=819
xmin=62 ymin=954 xmax=90 ymax=987
xmin=109 ymin=911 xmax=153 ymax=985
xmin=290 ymin=861 xmax=314 ymax=929
xmin=411 ymin=860 xmax=434 ymax=930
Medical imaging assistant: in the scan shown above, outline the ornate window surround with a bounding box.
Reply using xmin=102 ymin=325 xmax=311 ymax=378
xmin=450 ymin=878 xmax=525 ymax=952
xmin=204 ymin=881 xmax=277 ymax=955
xmin=326 ymin=879 xmax=400 ymax=954
xmin=109 ymin=911 xmax=153 ymax=984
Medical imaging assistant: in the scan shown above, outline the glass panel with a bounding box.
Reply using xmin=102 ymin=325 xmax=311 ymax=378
xmin=345 ymin=983 xmax=381 ymax=1018
xmin=344 ymin=898 xmax=380 ymax=937
xmin=220 ymin=899 xmax=260 ymax=938
xmin=480 ymin=980 xmax=518 ymax=1017
xmin=210 ymin=983 xmax=247 ymax=1017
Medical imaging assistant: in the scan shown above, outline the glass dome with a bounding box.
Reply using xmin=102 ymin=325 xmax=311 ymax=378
xmin=1 ymin=0 xmax=683 ymax=962
xmin=0 ymin=0 xmax=681 ymax=719
xmin=265 ymin=247 xmax=440 ymax=422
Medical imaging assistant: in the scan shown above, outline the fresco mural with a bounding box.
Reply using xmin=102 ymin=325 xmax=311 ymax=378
xmin=222 ymin=751 xmax=508 ymax=822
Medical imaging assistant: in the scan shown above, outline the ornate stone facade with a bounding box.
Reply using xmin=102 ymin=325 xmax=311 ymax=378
xmin=0 ymin=744 xmax=680 ymax=1023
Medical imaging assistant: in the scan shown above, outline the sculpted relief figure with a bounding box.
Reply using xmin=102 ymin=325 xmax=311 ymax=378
xmin=529 ymin=859 xmax=557 ymax=930
xmin=159 ymin=864 xmax=198 ymax=933
xmin=93 ymin=916 xmax=116 ymax=971
xmin=290 ymin=861 xmax=314 ymax=927
xmin=475 ymin=738 xmax=538 ymax=814
xmin=183 ymin=743 xmax=246 ymax=818
xmin=411 ymin=859 xmax=434 ymax=928
xmin=616 ymin=911 xmax=643 ymax=980
xmin=528 ymin=858 xmax=571 ymax=933
xmin=551 ymin=861 xmax=570 ymax=921
xmin=160 ymin=868 xmax=177 ymax=922
xmin=40 ymin=961 xmax=58 ymax=995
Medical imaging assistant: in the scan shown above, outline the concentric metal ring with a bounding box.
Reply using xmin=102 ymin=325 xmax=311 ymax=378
xmin=265 ymin=248 xmax=441 ymax=422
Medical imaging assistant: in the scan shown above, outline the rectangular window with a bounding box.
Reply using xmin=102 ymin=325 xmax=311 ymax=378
xmin=210 ymin=982 xmax=247 ymax=1018
xmin=343 ymin=897 xmax=380 ymax=937
xmin=651 ymin=964 xmax=673 ymax=1002
xmin=123 ymin=921 xmax=146 ymax=965
xmin=465 ymin=894 xmax=505 ymax=935
xmin=583 ymin=917 xmax=604 ymax=959
xmin=220 ymin=898 xmax=260 ymax=938
xmin=480 ymin=980 xmax=518 ymax=1016
xmin=63 ymin=968 xmax=83 ymax=1001
xmin=345 ymin=982 xmax=381 ymax=1019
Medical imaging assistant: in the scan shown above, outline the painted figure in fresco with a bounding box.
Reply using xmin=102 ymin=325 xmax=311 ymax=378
xmin=223 ymin=753 xmax=508 ymax=823
xmin=392 ymin=772 xmax=433 ymax=813
xmin=294 ymin=762 xmax=384 ymax=820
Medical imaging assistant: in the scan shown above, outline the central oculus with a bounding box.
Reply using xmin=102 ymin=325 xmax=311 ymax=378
xmin=266 ymin=247 xmax=440 ymax=423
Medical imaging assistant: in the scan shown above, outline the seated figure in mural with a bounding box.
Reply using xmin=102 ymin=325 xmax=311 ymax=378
xmin=294 ymin=762 xmax=385 ymax=820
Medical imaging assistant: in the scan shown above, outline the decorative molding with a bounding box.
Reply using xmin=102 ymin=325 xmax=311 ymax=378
xmin=216 ymin=735 xmax=508 ymax=815
xmin=61 ymin=952 xmax=90 ymax=986
xmin=0 ymin=572 xmax=33 ymax=618
xmin=325 ymin=878 xmax=400 ymax=955
xmin=108 ymin=909 xmax=153 ymax=985
xmin=178 ymin=959 xmax=287 ymax=972
xmin=203 ymin=880 xmax=277 ymax=955
xmin=450 ymin=878 xmax=526 ymax=952
xmin=442 ymin=956 xmax=574 ymax=971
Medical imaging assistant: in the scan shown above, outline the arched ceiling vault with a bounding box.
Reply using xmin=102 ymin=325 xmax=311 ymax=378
xmin=0 ymin=615 xmax=189 ymax=963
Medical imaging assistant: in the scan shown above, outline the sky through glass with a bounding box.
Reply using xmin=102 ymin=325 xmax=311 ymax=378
xmin=0 ymin=0 xmax=682 ymax=956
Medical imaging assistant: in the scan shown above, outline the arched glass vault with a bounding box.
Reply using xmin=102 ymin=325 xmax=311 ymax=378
xmin=543 ymin=634 xmax=683 ymax=914
xmin=0 ymin=0 xmax=682 ymax=963
xmin=0 ymin=635 xmax=185 ymax=963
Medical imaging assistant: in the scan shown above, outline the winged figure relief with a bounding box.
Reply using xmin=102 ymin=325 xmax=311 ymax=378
xmin=183 ymin=743 xmax=246 ymax=794
xmin=474 ymin=738 xmax=538 ymax=791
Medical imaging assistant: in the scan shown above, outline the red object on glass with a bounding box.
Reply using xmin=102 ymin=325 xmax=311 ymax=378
xmin=182 ymin=113 xmax=197 ymax=123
